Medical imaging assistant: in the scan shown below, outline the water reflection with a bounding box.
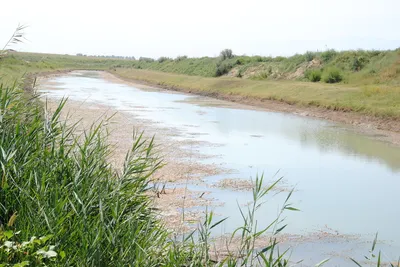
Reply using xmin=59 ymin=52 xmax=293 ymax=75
xmin=197 ymin=105 xmax=400 ymax=172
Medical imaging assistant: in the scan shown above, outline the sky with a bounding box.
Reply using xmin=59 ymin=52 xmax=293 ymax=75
xmin=1 ymin=0 xmax=399 ymax=58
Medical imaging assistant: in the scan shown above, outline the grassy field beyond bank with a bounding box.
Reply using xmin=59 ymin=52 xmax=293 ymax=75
xmin=129 ymin=49 xmax=400 ymax=86
xmin=112 ymin=68 xmax=400 ymax=120
xmin=0 ymin=52 xmax=128 ymax=83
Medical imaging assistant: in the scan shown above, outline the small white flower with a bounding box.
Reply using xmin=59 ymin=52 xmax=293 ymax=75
xmin=37 ymin=249 xmax=58 ymax=258
xmin=4 ymin=241 xmax=14 ymax=248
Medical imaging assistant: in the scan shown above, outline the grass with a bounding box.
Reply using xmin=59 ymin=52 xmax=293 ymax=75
xmin=305 ymin=69 xmax=322 ymax=82
xmin=121 ymin=48 xmax=400 ymax=85
xmin=0 ymin=52 xmax=133 ymax=83
xmin=0 ymin=82 xmax=171 ymax=265
xmin=112 ymin=68 xmax=400 ymax=119
xmin=322 ymin=67 xmax=343 ymax=83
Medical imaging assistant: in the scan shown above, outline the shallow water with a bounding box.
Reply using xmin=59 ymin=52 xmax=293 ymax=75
xmin=39 ymin=71 xmax=400 ymax=266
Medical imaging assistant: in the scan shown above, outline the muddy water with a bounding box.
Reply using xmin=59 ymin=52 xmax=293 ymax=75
xmin=39 ymin=71 xmax=400 ymax=266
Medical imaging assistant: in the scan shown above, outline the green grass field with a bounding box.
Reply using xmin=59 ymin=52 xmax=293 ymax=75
xmin=127 ymin=49 xmax=400 ymax=87
xmin=0 ymin=52 xmax=132 ymax=83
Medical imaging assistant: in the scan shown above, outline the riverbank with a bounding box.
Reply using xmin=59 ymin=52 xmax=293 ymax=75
xmin=107 ymin=69 xmax=400 ymax=146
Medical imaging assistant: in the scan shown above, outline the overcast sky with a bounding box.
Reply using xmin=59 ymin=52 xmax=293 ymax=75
xmin=1 ymin=0 xmax=399 ymax=58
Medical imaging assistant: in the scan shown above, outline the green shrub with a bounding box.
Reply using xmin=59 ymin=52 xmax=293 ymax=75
xmin=235 ymin=58 xmax=245 ymax=65
xmin=305 ymin=69 xmax=322 ymax=82
xmin=321 ymin=49 xmax=337 ymax=62
xmin=262 ymin=56 xmax=273 ymax=62
xmin=352 ymin=56 xmax=369 ymax=71
xmin=253 ymin=56 xmax=264 ymax=62
xmin=256 ymin=71 xmax=269 ymax=80
xmin=139 ymin=57 xmax=154 ymax=63
xmin=236 ymin=68 xmax=244 ymax=78
xmin=175 ymin=55 xmax=188 ymax=61
xmin=157 ymin=56 xmax=170 ymax=63
xmin=274 ymin=56 xmax=286 ymax=62
xmin=220 ymin=49 xmax=234 ymax=60
xmin=215 ymin=61 xmax=233 ymax=76
xmin=305 ymin=51 xmax=316 ymax=62
xmin=366 ymin=50 xmax=381 ymax=57
xmin=322 ymin=67 xmax=343 ymax=83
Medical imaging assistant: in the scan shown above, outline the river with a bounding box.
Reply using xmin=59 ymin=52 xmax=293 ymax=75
xmin=39 ymin=71 xmax=400 ymax=266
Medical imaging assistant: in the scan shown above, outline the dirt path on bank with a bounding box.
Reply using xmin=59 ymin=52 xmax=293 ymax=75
xmin=105 ymin=71 xmax=400 ymax=146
